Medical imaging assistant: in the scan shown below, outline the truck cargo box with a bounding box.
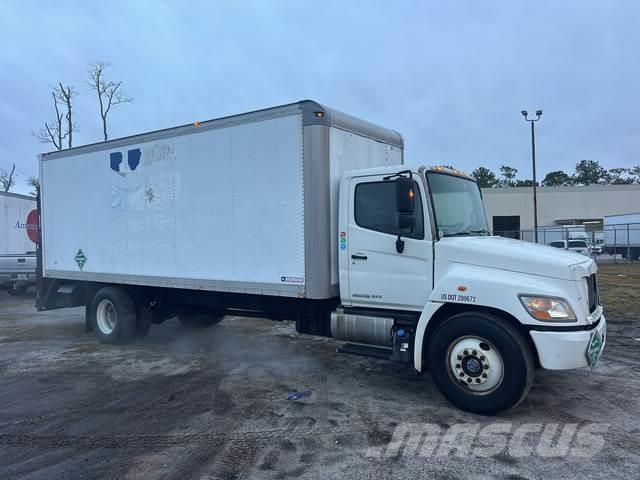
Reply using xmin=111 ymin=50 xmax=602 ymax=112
xmin=1 ymin=191 xmax=37 ymax=255
xmin=39 ymin=100 xmax=403 ymax=300
xmin=604 ymin=213 xmax=640 ymax=247
xmin=604 ymin=212 xmax=640 ymax=259
xmin=1 ymin=191 xmax=38 ymax=292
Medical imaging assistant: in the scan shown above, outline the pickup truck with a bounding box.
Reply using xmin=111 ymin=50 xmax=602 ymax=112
xmin=547 ymin=239 xmax=592 ymax=256
xmin=0 ymin=253 xmax=37 ymax=294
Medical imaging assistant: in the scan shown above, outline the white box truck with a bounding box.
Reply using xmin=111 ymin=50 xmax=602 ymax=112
xmin=37 ymin=101 xmax=606 ymax=414
xmin=604 ymin=213 xmax=640 ymax=260
xmin=0 ymin=191 xmax=37 ymax=294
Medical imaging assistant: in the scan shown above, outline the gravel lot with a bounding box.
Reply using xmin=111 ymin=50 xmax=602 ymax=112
xmin=1 ymin=264 xmax=639 ymax=479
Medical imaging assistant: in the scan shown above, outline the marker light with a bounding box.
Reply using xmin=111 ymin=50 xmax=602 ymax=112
xmin=519 ymin=295 xmax=576 ymax=322
xmin=314 ymin=111 xmax=325 ymax=117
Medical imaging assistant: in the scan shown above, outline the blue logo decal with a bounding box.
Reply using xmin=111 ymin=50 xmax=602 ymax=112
xmin=128 ymin=149 xmax=141 ymax=171
xmin=110 ymin=148 xmax=141 ymax=173
xmin=110 ymin=152 xmax=123 ymax=172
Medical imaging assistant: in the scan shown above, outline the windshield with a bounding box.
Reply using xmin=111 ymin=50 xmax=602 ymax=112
xmin=427 ymin=172 xmax=489 ymax=237
xmin=568 ymin=241 xmax=588 ymax=248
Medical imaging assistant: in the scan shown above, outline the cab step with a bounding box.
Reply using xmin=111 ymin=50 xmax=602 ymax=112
xmin=337 ymin=343 xmax=392 ymax=360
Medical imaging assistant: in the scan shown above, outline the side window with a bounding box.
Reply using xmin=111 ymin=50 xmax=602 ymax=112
xmin=568 ymin=241 xmax=587 ymax=248
xmin=355 ymin=180 xmax=424 ymax=239
xmin=549 ymin=241 xmax=565 ymax=248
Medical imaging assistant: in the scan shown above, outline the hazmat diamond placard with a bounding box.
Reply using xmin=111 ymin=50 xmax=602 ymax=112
xmin=74 ymin=249 xmax=87 ymax=270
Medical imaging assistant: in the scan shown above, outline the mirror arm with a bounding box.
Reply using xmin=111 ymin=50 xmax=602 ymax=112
xmin=383 ymin=169 xmax=413 ymax=181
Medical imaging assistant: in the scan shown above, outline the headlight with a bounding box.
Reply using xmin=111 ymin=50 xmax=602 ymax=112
xmin=519 ymin=295 xmax=576 ymax=322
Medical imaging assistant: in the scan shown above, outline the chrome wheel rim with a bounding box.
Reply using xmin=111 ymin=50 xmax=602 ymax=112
xmin=447 ymin=336 xmax=504 ymax=395
xmin=96 ymin=299 xmax=117 ymax=335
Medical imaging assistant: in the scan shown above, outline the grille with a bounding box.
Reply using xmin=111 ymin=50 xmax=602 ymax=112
xmin=586 ymin=274 xmax=598 ymax=313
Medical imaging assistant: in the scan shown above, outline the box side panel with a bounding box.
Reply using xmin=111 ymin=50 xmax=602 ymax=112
xmin=328 ymin=127 xmax=403 ymax=283
xmin=0 ymin=194 xmax=37 ymax=255
xmin=41 ymin=113 xmax=305 ymax=295
xmin=604 ymin=213 xmax=640 ymax=246
xmin=604 ymin=213 xmax=640 ymax=225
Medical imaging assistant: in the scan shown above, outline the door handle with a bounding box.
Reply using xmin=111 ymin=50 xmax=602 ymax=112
xmin=351 ymin=254 xmax=368 ymax=260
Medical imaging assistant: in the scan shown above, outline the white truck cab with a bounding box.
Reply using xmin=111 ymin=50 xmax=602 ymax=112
xmin=334 ymin=165 xmax=605 ymax=414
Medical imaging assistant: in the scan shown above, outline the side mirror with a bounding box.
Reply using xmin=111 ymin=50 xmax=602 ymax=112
xmin=395 ymin=177 xmax=415 ymax=214
xmin=394 ymin=177 xmax=417 ymax=254
xmin=398 ymin=213 xmax=416 ymax=231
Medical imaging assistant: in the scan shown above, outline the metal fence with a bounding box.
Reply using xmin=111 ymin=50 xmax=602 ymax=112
xmin=491 ymin=223 xmax=640 ymax=262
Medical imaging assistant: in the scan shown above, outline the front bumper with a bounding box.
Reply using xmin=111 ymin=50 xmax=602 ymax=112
xmin=529 ymin=314 xmax=607 ymax=369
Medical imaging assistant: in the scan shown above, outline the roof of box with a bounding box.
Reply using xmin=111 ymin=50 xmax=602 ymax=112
xmin=41 ymin=100 xmax=403 ymax=160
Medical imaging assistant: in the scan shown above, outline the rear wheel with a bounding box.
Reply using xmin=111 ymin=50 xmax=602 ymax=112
xmin=7 ymin=285 xmax=28 ymax=296
xmin=90 ymin=286 xmax=137 ymax=344
xmin=178 ymin=312 xmax=224 ymax=328
xmin=134 ymin=294 xmax=153 ymax=339
xmin=426 ymin=312 xmax=534 ymax=415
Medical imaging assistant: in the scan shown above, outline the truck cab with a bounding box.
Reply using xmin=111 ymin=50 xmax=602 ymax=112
xmin=334 ymin=165 xmax=606 ymax=414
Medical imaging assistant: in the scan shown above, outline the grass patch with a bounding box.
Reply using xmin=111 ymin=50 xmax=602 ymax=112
xmin=597 ymin=262 xmax=640 ymax=321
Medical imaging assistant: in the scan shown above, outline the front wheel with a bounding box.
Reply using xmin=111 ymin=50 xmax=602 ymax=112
xmin=426 ymin=312 xmax=534 ymax=415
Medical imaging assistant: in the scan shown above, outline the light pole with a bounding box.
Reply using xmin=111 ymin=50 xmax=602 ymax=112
xmin=521 ymin=109 xmax=542 ymax=243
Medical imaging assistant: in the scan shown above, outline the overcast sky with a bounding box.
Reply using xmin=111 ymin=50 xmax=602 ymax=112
xmin=1 ymin=0 xmax=639 ymax=194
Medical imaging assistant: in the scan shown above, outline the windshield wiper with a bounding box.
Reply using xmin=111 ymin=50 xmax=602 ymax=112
xmin=443 ymin=229 xmax=490 ymax=237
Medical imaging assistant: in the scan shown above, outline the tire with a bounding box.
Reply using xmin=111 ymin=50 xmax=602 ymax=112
xmin=133 ymin=294 xmax=153 ymax=339
xmin=89 ymin=286 xmax=137 ymax=344
xmin=8 ymin=286 xmax=28 ymax=296
xmin=178 ymin=312 xmax=224 ymax=328
xmin=426 ymin=312 xmax=534 ymax=415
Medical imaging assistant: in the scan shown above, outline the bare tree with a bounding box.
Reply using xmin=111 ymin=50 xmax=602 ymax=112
xmin=36 ymin=90 xmax=66 ymax=150
xmin=0 ymin=164 xmax=16 ymax=192
xmin=27 ymin=176 xmax=40 ymax=197
xmin=57 ymin=83 xmax=75 ymax=149
xmin=88 ymin=61 xmax=133 ymax=141
xmin=36 ymin=84 xmax=76 ymax=150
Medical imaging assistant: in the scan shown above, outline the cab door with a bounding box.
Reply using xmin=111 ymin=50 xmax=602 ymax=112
xmin=345 ymin=174 xmax=432 ymax=310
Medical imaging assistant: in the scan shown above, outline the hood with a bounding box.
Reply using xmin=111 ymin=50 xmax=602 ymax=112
xmin=436 ymin=236 xmax=596 ymax=280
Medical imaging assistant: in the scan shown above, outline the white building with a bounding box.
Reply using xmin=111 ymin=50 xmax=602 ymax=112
xmin=481 ymin=184 xmax=640 ymax=236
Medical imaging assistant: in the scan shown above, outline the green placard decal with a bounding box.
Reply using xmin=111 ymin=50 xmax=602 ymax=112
xmin=75 ymin=249 xmax=87 ymax=271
